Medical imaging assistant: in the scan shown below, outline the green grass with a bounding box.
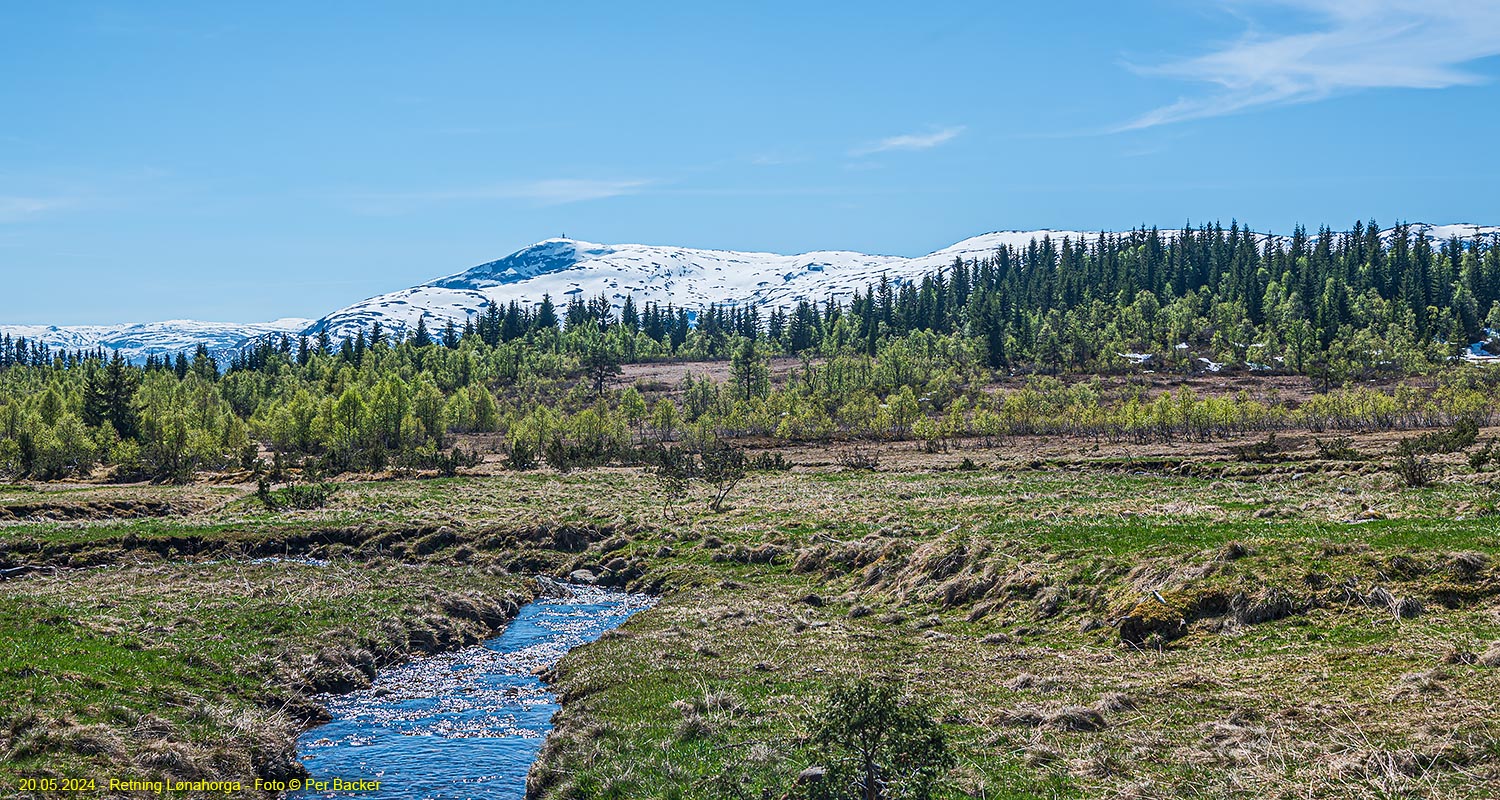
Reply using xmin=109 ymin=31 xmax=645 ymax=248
xmin=0 ymin=559 xmax=534 ymax=797
xmin=1 ymin=465 xmax=1498 ymax=798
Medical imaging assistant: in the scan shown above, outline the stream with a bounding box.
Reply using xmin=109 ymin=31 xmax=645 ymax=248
xmin=291 ymin=585 xmax=651 ymax=799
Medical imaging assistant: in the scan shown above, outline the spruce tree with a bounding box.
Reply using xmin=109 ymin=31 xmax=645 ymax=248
xmin=534 ymin=294 xmax=559 ymax=331
xmin=82 ymin=352 xmax=140 ymax=439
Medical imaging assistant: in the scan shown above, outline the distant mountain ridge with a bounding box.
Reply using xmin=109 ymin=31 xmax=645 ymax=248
xmin=0 ymin=319 xmax=311 ymax=364
xmin=5 ymin=223 xmax=1497 ymax=361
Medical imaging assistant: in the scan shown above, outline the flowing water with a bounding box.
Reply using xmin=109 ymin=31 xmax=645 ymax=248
xmin=291 ymin=586 xmax=651 ymax=799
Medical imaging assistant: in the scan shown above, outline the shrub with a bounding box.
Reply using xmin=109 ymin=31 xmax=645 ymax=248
xmin=23 ymin=413 xmax=98 ymax=480
xmin=397 ymin=445 xmax=480 ymax=476
xmin=239 ymin=442 xmax=259 ymax=471
xmin=1468 ymin=439 xmax=1496 ymax=473
xmin=542 ymin=436 xmax=578 ymax=473
xmin=837 ymin=443 xmax=881 ymax=471
xmin=1397 ymin=419 xmax=1479 ymax=457
xmin=542 ymin=432 xmax=620 ymax=473
xmin=1394 ymin=453 xmax=1434 ymax=488
xmin=648 ymin=444 xmax=698 ymax=516
xmin=106 ymin=439 xmax=148 ymax=483
xmin=268 ymin=450 xmax=295 ymax=483
xmin=436 ymin=447 xmax=480 ymax=477
xmin=641 ymin=442 xmax=749 ymax=514
xmin=0 ymin=438 xmax=19 ymax=477
xmin=805 ymin=678 xmax=953 ymax=800
xmin=507 ymin=438 xmax=539 ymax=471
xmin=749 ymin=452 xmax=793 ymax=471
xmin=1313 ymin=436 xmax=1362 ymax=460
xmin=1229 ymin=433 xmax=1283 ymax=463
xmin=256 ymin=479 xmax=338 ymax=511
xmin=700 ymin=442 xmax=748 ymax=513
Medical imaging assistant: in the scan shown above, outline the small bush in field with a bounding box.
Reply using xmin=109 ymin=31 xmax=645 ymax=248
xmin=256 ymin=479 xmax=338 ymax=511
xmin=805 ymin=678 xmax=952 ymax=800
xmin=749 ymin=452 xmax=793 ymax=471
xmin=1468 ymin=439 xmax=1495 ymax=472
xmin=1314 ymin=437 xmax=1362 ymax=460
xmin=837 ymin=444 xmax=881 ymax=471
xmin=1394 ymin=453 xmax=1434 ymax=488
xmin=1396 ymin=419 xmax=1479 ymax=457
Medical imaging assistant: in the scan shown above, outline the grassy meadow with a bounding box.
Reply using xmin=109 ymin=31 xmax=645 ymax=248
xmin=1 ymin=429 xmax=1498 ymax=799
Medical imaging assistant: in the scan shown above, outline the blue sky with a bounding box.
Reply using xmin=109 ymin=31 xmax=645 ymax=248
xmin=4 ymin=0 xmax=1500 ymax=324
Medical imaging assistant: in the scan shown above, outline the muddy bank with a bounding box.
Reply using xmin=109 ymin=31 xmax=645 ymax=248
xmin=0 ymin=499 xmax=183 ymax=523
xmin=1 ymin=520 xmax=669 ymax=589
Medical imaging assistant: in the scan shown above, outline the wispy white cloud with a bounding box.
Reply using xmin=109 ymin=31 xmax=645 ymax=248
xmin=499 ymin=179 xmax=650 ymax=205
xmin=1119 ymin=0 xmax=1500 ymax=130
xmin=850 ymin=126 xmax=965 ymax=156
xmin=0 ymin=196 xmax=73 ymax=222
xmin=346 ymin=178 xmax=651 ymax=213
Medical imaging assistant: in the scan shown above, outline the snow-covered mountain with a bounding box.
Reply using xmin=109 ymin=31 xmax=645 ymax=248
xmin=307 ymin=223 xmax=1500 ymax=341
xmin=5 ymin=223 xmax=1497 ymax=358
xmin=0 ymin=319 xmax=311 ymax=363
xmin=307 ymin=230 xmax=1100 ymax=341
